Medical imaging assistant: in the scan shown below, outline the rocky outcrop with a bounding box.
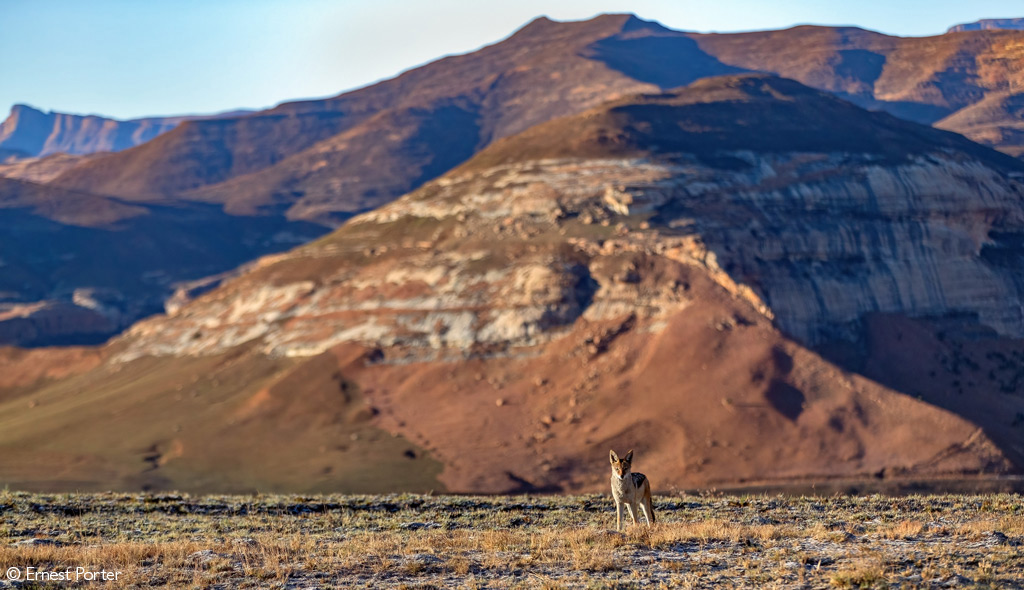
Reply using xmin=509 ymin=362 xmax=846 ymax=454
xmin=113 ymin=150 xmax=1024 ymax=358
xmin=114 ymin=77 xmax=1024 ymax=358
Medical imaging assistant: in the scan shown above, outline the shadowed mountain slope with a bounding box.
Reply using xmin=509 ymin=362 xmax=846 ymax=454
xmin=4 ymin=75 xmax=1023 ymax=493
xmin=0 ymin=177 xmax=326 ymax=347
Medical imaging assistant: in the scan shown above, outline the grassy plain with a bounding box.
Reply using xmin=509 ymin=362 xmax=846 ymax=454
xmin=0 ymin=492 xmax=1022 ymax=589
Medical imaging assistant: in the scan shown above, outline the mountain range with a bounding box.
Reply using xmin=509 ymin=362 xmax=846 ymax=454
xmin=9 ymin=13 xmax=1024 ymax=348
xmin=43 ymin=13 xmax=1024 ymax=221
xmin=2 ymin=71 xmax=1023 ymax=493
xmin=1 ymin=14 xmax=1024 ymax=493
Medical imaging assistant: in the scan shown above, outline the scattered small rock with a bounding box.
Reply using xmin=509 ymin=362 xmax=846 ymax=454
xmin=989 ymin=530 xmax=1013 ymax=545
xmin=833 ymin=531 xmax=856 ymax=543
xmin=188 ymin=549 xmax=221 ymax=564
xmin=13 ymin=538 xmax=63 ymax=547
xmin=401 ymin=522 xmax=440 ymax=531
xmin=403 ymin=553 xmax=442 ymax=568
xmin=941 ymin=574 xmax=973 ymax=587
xmin=599 ymin=529 xmax=626 ymax=539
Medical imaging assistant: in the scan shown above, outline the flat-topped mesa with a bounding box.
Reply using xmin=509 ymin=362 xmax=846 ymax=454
xmin=0 ymin=104 xmax=185 ymax=158
xmin=948 ymin=18 xmax=1024 ymax=33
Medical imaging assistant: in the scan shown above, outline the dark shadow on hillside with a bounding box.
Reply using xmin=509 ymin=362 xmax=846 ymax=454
xmin=833 ymin=49 xmax=886 ymax=87
xmin=815 ymin=312 xmax=1024 ymax=472
xmin=404 ymin=102 xmax=483 ymax=188
xmin=765 ymin=380 xmax=806 ymax=422
xmin=571 ymin=263 xmax=601 ymax=313
xmin=842 ymin=95 xmax=955 ymax=125
xmin=587 ymin=35 xmax=749 ymax=89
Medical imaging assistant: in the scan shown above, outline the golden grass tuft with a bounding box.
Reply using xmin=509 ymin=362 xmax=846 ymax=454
xmin=877 ymin=519 xmax=925 ymax=539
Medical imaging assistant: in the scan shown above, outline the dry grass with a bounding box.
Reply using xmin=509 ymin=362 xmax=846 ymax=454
xmin=0 ymin=491 xmax=1022 ymax=588
xmin=876 ymin=518 xmax=925 ymax=540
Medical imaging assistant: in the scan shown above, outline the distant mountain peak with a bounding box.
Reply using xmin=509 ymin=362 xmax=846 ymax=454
xmin=948 ymin=18 xmax=1024 ymax=33
xmin=619 ymin=13 xmax=672 ymax=33
xmin=512 ymin=12 xmax=668 ymax=39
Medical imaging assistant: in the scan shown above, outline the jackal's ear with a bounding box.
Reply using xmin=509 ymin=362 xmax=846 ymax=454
xmin=624 ymin=449 xmax=633 ymax=462
xmin=609 ymin=450 xmax=618 ymax=463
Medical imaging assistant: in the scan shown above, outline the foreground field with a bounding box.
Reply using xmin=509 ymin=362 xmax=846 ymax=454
xmin=0 ymin=492 xmax=1022 ymax=589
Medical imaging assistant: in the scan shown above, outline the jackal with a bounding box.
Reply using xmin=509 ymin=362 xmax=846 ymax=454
xmin=609 ymin=449 xmax=654 ymax=531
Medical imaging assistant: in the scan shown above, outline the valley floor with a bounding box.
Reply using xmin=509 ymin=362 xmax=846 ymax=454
xmin=0 ymin=492 xmax=1021 ymax=589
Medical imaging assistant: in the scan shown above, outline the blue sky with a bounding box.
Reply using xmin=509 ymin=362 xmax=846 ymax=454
xmin=2 ymin=0 xmax=1021 ymax=120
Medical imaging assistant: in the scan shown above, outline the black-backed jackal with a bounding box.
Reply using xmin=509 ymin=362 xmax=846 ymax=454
xmin=609 ymin=449 xmax=654 ymax=531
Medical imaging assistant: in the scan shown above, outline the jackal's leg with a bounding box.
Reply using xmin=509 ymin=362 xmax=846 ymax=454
xmin=640 ymin=501 xmax=653 ymax=526
xmin=641 ymin=483 xmax=655 ymax=526
xmin=625 ymin=504 xmax=637 ymax=525
xmin=615 ymin=502 xmax=624 ymax=531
